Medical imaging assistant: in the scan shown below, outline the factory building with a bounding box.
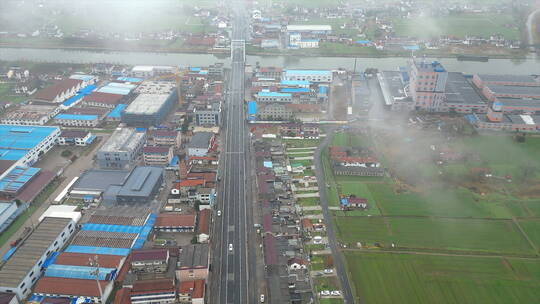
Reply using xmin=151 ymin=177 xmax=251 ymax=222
xmin=0 ymin=105 xmax=61 ymax=126
xmin=70 ymin=166 xmax=163 ymax=205
xmin=472 ymin=74 xmax=540 ymax=89
xmin=53 ymin=113 xmax=100 ymax=127
xmin=82 ymin=92 xmax=125 ymax=109
xmin=0 ymin=214 xmax=79 ymax=301
xmin=33 ymin=79 xmax=83 ymax=103
xmin=97 ymin=128 xmax=146 ymax=169
xmin=122 ymin=92 xmax=177 ymax=126
xmin=256 ymin=91 xmax=293 ymax=103
xmin=0 ymin=125 xmax=60 ymax=173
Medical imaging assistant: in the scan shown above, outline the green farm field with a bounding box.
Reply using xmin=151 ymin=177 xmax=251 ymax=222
xmin=392 ymin=13 xmax=520 ymax=40
xmin=344 ymin=252 xmax=540 ymax=304
xmin=334 ymin=216 xmax=534 ymax=254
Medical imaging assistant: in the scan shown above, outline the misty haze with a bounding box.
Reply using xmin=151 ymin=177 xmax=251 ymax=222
xmin=0 ymin=0 xmax=539 ymax=304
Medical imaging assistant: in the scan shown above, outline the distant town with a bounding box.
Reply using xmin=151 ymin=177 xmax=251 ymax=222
xmin=0 ymin=0 xmax=540 ymax=304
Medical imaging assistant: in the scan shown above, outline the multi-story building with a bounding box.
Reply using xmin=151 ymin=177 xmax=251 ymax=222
xmin=143 ymin=146 xmax=173 ymax=167
xmin=256 ymin=91 xmax=293 ymax=103
xmin=282 ymin=69 xmax=332 ymax=83
xmin=53 ymin=113 xmax=100 ymax=127
xmin=152 ymin=130 xmax=181 ymax=147
xmin=122 ymin=93 xmax=177 ymax=126
xmin=256 ymin=67 xmax=283 ymax=79
xmin=257 ymin=103 xmax=293 ymax=120
xmin=57 ymin=130 xmax=95 ymax=146
xmin=131 ymin=249 xmax=170 ymax=274
xmin=1 ymin=104 xmax=60 ymax=126
xmin=97 ymin=128 xmax=146 ymax=169
xmin=130 ymin=279 xmax=176 ymax=304
xmin=176 ymin=244 xmax=209 ymax=281
xmin=186 ymin=132 xmax=215 ymax=157
xmin=408 ymin=59 xmax=448 ymax=111
xmin=0 ymin=125 xmax=60 ymax=172
xmin=193 ymin=103 xmax=221 ymax=126
xmin=0 ymin=216 xmax=78 ymax=301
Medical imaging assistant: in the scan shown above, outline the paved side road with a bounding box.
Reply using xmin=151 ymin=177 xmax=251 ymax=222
xmin=313 ymin=127 xmax=356 ymax=304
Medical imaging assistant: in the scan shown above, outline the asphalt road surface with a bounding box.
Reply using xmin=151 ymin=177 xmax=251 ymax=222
xmin=212 ymin=2 xmax=255 ymax=304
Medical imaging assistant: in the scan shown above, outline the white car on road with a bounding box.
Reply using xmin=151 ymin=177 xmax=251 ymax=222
xmin=229 ymin=244 xmax=233 ymax=252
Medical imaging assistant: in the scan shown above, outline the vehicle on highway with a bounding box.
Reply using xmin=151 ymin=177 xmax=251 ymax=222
xmin=229 ymin=243 xmax=233 ymax=252
xmin=217 ymin=210 xmax=221 ymax=217
xmin=260 ymin=294 xmax=265 ymax=302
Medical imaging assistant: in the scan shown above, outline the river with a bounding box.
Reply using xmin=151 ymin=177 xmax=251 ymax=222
xmin=1 ymin=47 xmax=540 ymax=74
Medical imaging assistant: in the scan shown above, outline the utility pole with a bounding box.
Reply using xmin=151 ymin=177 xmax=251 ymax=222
xmin=89 ymin=255 xmax=103 ymax=304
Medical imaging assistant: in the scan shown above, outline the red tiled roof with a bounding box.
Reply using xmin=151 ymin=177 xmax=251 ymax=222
xmin=177 ymin=179 xmax=206 ymax=187
xmin=83 ymin=92 xmax=124 ymax=104
xmin=132 ymin=278 xmax=175 ymax=295
xmin=114 ymin=288 xmax=132 ymax=304
xmin=153 ymin=130 xmax=178 ymax=137
xmin=143 ymin=146 xmax=171 ymax=154
xmin=34 ymin=277 xmax=110 ymax=297
xmin=197 ymin=209 xmax=211 ymax=235
xmin=178 ymin=280 xmax=205 ymax=299
xmin=301 ymin=218 xmax=313 ymax=229
xmin=34 ymin=79 xmax=82 ymax=101
xmin=15 ymin=170 xmax=55 ymax=203
xmin=155 ymin=214 xmax=196 ymax=228
xmin=53 ymin=252 xmax=123 ymax=268
xmin=186 ymin=172 xmax=216 ymax=182
xmin=131 ymin=249 xmax=168 ymax=262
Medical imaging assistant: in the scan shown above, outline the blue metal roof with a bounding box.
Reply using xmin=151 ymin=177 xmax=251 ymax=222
xmin=248 ymin=101 xmax=257 ymax=115
xmin=0 ymin=166 xmax=40 ymax=193
xmin=168 ymin=155 xmax=179 ymax=167
xmin=70 ymin=74 xmax=95 ymax=82
xmin=107 ymin=104 xmax=127 ymax=118
xmin=281 ymin=80 xmax=310 ymax=86
xmin=0 ymin=125 xmax=59 ymax=162
xmin=319 ymin=86 xmax=328 ymax=94
xmin=81 ymin=223 xmax=143 ymax=234
xmin=2 ymin=247 xmax=17 ymax=261
xmin=285 ymin=69 xmax=332 ymax=76
xmin=45 ymin=264 xmax=116 ymax=280
xmin=117 ymin=77 xmax=143 ymax=83
xmin=64 ymin=245 xmax=130 ymax=256
xmin=55 ymin=114 xmax=98 ymax=121
xmin=281 ymin=88 xmax=309 ymax=93
xmin=132 ymin=213 xmax=156 ymax=249
xmin=62 ymin=84 xmax=96 ymax=107
xmin=257 ymin=91 xmax=292 ymax=97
